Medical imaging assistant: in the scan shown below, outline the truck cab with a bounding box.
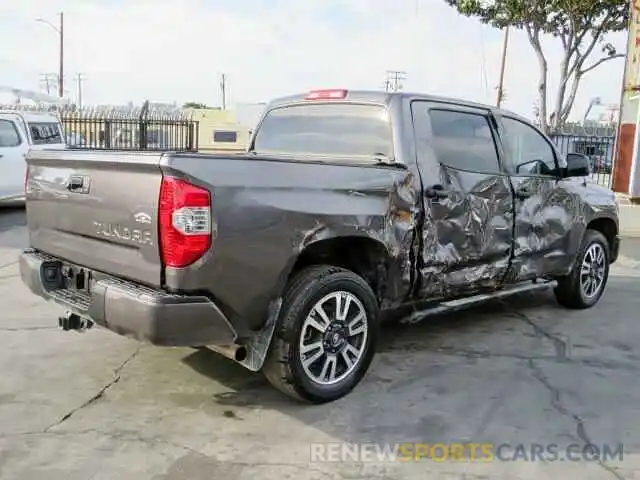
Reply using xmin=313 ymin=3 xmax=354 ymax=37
xmin=0 ymin=110 xmax=66 ymax=206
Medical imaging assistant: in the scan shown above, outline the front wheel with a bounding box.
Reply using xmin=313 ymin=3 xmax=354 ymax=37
xmin=554 ymin=229 xmax=610 ymax=309
xmin=263 ymin=265 xmax=379 ymax=403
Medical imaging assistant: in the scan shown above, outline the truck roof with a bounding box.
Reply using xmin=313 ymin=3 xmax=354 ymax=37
xmin=0 ymin=110 xmax=60 ymax=123
xmin=267 ymin=90 xmax=528 ymax=123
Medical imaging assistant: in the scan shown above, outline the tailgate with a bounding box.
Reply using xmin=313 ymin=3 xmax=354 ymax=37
xmin=26 ymin=150 xmax=164 ymax=287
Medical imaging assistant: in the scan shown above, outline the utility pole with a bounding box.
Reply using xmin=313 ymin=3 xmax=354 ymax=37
xmin=75 ymin=73 xmax=85 ymax=109
xmin=385 ymin=70 xmax=407 ymax=92
xmin=35 ymin=12 xmax=64 ymax=98
xmin=220 ymin=73 xmax=227 ymax=109
xmin=41 ymin=74 xmax=50 ymax=95
xmin=59 ymin=12 xmax=64 ymax=98
xmin=496 ymin=26 xmax=509 ymax=108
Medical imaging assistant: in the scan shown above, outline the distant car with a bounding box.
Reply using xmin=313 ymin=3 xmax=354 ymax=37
xmin=590 ymin=156 xmax=612 ymax=174
xmin=0 ymin=110 xmax=65 ymax=206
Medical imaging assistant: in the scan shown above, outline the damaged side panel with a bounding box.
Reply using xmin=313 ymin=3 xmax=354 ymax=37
xmin=418 ymin=166 xmax=514 ymax=299
xmin=505 ymin=176 xmax=618 ymax=282
xmin=505 ymin=176 xmax=578 ymax=282
xmin=409 ymin=100 xmax=515 ymax=301
xmin=492 ymin=113 xmax=619 ymax=283
xmin=161 ymin=155 xmax=422 ymax=332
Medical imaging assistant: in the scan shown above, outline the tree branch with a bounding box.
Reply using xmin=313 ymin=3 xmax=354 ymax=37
xmin=553 ymin=48 xmax=572 ymax=129
xmin=579 ymin=53 xmax=625 ymax=75
xmin=566 ymin=12 xmax=612 ymax=80
xmin=560 ymin=72 xmax=582 ymax=122
xmin=526 ymin=23 xmax=549 ymax=132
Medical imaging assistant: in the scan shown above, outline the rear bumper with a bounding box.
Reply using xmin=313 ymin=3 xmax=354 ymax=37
xmin=19 ymin=249 xmax=237 ymax=346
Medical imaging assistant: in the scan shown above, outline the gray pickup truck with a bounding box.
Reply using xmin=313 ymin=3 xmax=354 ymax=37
xmin=20 ymin=89 xmax=620 ymax=403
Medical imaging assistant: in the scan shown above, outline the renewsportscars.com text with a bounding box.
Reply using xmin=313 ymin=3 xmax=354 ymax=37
xmin=310 ymin=442 xmax=624 ymax=463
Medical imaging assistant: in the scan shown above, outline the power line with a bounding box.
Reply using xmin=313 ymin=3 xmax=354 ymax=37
xmin=384 ymin=70 xmax=407 ymax=92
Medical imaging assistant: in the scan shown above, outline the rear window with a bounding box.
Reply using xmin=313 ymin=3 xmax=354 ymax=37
xmin=29 ymin=122 xmax=63 ymax=145
xmin=252 ymin=103 xmax=393 ymax=159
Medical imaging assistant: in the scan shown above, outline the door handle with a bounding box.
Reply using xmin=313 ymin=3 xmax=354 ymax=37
xmin=425 ymin=184 xmax=449 ymax=199
xmin=515 ymin=187 xmax=532 ymax=200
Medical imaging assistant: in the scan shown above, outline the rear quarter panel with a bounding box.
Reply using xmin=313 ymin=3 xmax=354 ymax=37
xmin=161 ymin=154 xmax=420 ymax=331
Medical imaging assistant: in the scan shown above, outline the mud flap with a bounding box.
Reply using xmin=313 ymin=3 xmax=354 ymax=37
xmin=236 ymin=298 xmax=282 ymax=372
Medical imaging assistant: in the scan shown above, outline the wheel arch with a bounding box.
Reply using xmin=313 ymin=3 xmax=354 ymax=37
xmin=275 ymin=234 xmax=393 ymax=305
xmin=586 ymin=216 xmax=618 ymax=256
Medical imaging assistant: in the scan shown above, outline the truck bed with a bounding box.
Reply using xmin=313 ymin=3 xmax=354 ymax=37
xmin=26 ymin=150 xmax=166 ymax=287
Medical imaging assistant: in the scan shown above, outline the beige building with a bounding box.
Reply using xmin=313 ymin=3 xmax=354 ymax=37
xmin=183 ymin=107 xmax=251 ymax=152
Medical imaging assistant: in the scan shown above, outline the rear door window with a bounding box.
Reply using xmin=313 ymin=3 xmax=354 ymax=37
xmin=252 ymin=103 xmax=393 ymax=160
xmin=427 ymin=109 xmax=501 ymax=174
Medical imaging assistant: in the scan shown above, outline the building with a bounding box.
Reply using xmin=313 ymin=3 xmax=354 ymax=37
xmin=183 ymin=107 xmax=251 ymax=152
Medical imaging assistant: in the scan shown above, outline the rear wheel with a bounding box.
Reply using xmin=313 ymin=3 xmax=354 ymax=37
xmin=263 ymin=265 xmax=379 ymax=403
xmin=554 ymin=229 xmax=610 ymax=309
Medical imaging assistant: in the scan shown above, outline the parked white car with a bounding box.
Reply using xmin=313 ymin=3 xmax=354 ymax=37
xmin=0 ymin=111 xmax=66 ymax=206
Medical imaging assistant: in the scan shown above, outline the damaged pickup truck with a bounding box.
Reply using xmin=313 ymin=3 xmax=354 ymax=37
xmin=20 ymin=89 xmax=620 ymax=403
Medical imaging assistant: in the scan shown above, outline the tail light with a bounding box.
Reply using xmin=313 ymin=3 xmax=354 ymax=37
xmin=24 ymin=166 xmax=30 ymax=194
xmin=24 ymin=150 xmax=30 ymax=194
xmin=159 ymin=176 xmax=212 ymax=268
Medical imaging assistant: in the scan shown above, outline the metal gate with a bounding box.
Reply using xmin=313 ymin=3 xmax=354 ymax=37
xmin=60 ymin=102 xmax=199 ymax=151
xmin=549 ymin=123 xmax=616 ymax=188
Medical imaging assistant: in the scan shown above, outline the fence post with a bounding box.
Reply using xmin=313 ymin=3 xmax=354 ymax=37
xmin=187 ymin=122 xmax=195 ymax=151
xmin=139 ymin=100 xmax=149 ymax=150
xmin=104 ymin=116 xmax=112 ymax=149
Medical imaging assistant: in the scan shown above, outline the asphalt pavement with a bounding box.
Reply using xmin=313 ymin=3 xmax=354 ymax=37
xmin=2 ymin=208 xmax=640 ymax=480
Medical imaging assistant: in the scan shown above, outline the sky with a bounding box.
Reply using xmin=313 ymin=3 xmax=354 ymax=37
xmin=0 ymin=0 xmax=629 ymax=123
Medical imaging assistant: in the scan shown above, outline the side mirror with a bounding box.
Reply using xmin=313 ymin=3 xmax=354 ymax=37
xmin=565 ymin=153 xmax=591 ymax=177
xmin=516 ymin=159 xmax=546 ymax=174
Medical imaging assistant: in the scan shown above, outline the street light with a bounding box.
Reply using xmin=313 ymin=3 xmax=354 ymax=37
xmin=35 ymin=12 xmax=64 ymax=98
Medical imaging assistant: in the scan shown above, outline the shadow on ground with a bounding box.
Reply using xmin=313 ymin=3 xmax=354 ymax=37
xmin=0 ymin=207 xmax=26 ymax=250
xmin=177 ymin=276 xmax=640 ymax=455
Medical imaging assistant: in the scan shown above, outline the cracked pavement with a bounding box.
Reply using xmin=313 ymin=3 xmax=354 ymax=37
xmin=2 ymin=208 xmax=640 ymax=479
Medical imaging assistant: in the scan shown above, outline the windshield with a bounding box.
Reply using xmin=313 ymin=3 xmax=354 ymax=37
xmin=252 ymin=103 xmax=393 ymax=159
xmin=28 ymin=122 xmax=63 ymax=145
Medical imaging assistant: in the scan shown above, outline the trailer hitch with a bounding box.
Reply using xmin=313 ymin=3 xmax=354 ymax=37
xmin=58 ymin=311 xmax=93 ymax=332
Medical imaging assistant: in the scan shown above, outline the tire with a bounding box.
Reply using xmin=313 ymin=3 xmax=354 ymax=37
xmin=554 ymin=229 xmax=610 ymax=309
xmin=263 ymin=265 xmax=379 ymax=404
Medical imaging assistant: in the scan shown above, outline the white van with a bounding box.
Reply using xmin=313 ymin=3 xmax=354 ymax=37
xmin=0 ymin=110 xmax=66 ymax=206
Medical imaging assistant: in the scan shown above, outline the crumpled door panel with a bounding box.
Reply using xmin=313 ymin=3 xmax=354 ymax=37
xmin=416 ymin=166 xmax=514 ymax=300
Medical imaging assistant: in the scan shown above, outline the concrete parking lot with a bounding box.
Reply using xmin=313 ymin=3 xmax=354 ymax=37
xmin=2 ymin=207 xmax=640 ymax=480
